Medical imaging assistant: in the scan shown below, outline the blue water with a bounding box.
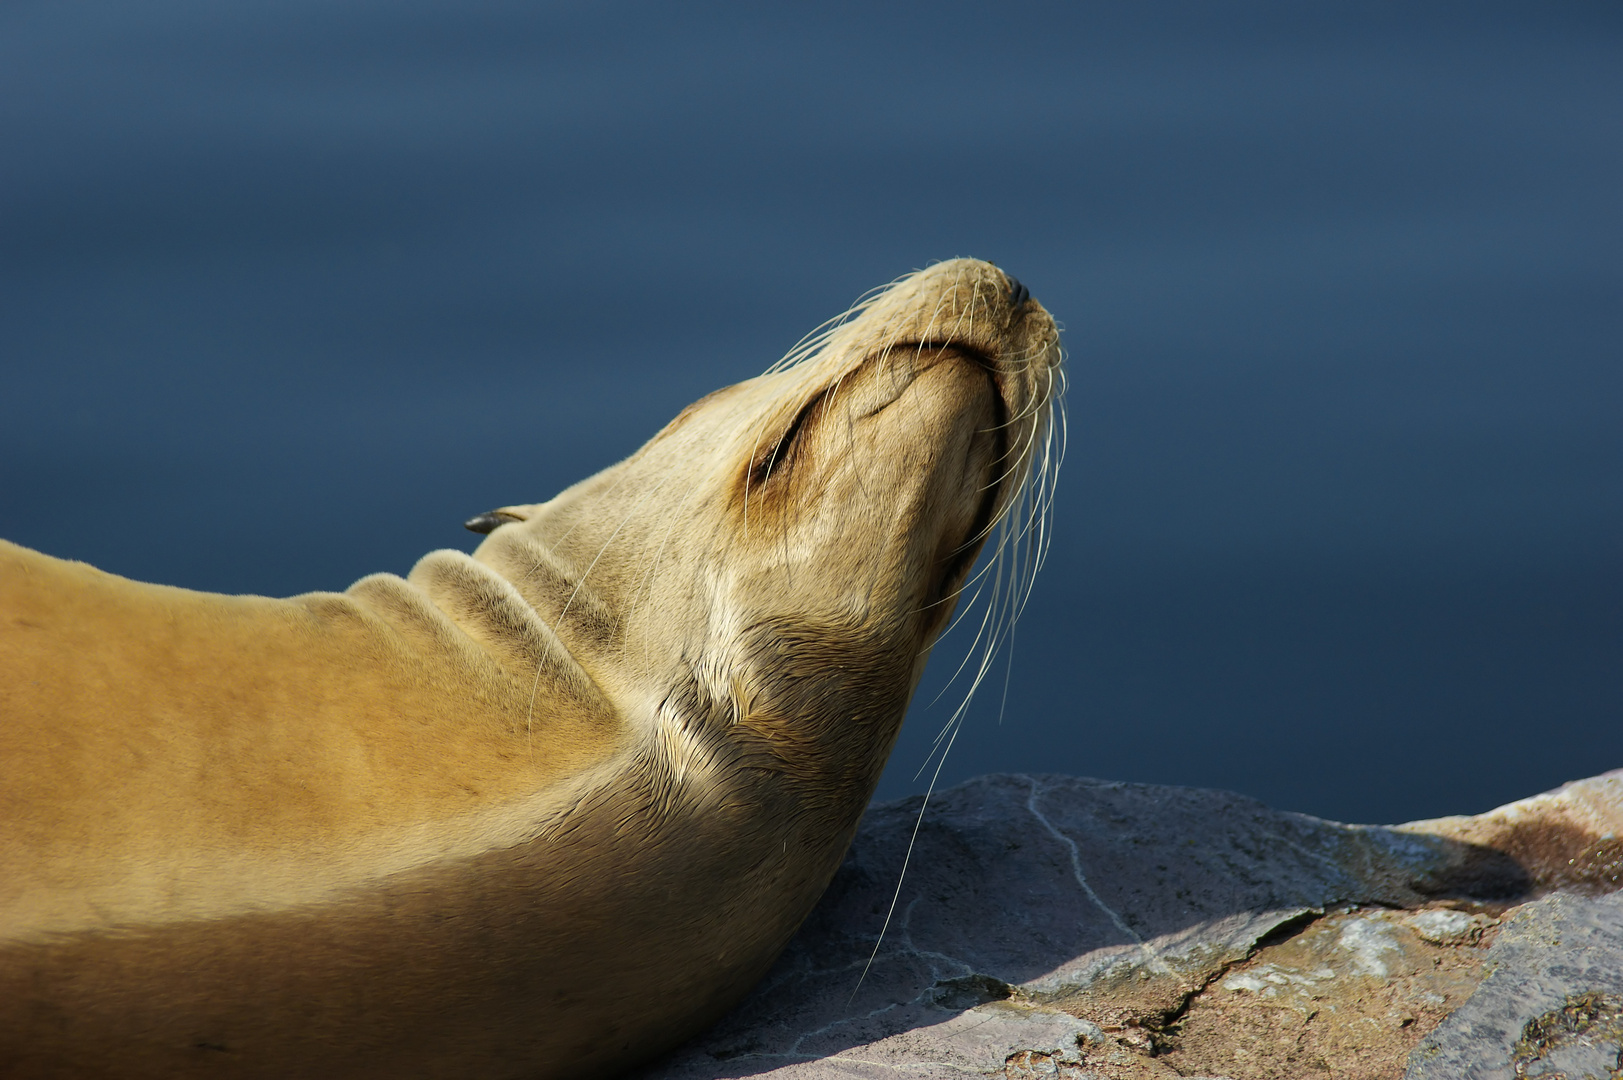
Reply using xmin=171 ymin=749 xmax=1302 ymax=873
xmin=1 ymin=1 xmax=1618 ymax=824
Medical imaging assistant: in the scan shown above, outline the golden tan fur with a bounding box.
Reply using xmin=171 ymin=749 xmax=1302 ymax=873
xmin=0 ymin=259 xmax=1061 ymax=1078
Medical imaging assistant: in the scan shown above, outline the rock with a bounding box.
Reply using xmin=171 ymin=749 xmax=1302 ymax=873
xmin=1405 ymin=891 xmax=1623 ymax=1080
xmin=636 ymin=771 xmax=1622 ymax=1079
xmin=1165 ymin=906 xmax=1491 ymax=1078
xmin=1397 ymin=771 xmax=1623 ymax=897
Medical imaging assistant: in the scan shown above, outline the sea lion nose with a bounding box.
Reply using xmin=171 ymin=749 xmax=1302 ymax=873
xmin=1006 ymin=277 xmax=1030 ymax=313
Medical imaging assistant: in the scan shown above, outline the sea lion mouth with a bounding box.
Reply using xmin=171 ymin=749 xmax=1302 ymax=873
xmin=740 ymin=332 xmax=1016 ymax=623
xmin=747 ymin=338 xmax=1003 ymax=489
xmin=851 ymin=339 xmax=1002 ymax=418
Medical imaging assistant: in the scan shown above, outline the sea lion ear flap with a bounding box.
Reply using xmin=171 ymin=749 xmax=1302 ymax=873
xmin=463 ymin=505 xmax=537 ymax=534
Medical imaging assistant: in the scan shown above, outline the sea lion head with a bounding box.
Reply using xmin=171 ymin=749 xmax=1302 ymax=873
xmin=469 ymin=258 xmax=1062 ymax=804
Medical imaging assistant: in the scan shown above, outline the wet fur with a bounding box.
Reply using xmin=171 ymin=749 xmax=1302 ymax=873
xmin=0 ymin=259 xmax=1062 ymax=1078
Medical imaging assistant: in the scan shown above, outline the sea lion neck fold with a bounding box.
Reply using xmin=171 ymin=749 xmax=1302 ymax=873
xmin=0 ymin=257 xmax=1062 ymax=1079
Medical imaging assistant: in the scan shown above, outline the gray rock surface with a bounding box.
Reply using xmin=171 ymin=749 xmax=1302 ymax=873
xmin=636 ymin=771 xmax=1622 ymax=1079
xmin=1405 ymin=891 xmax=1623 ymax=1080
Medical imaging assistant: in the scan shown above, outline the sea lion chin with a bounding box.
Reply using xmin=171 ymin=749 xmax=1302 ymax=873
xmin=0 ymin=258 xmax=1063 ymax=1078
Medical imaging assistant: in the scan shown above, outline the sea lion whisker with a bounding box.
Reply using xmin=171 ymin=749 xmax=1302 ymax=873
xmin=921 ymin=432 xmax=1032 ymax=623
xmin=918 ymin=583 xmax=1014 ymax=775
xmin=1007 ymin=520 xmax=1046 ymax=631
xmin=1015 ymin=456 xmax=1058 ymax=587
xmin=919 ymin=567 xmax=995 ymax=653
xmin=976 ymin=443 xmax=1034 ymax=512
xmin=958 ymin=569 xmax=1024 ymax=720
xmin=1029 ymin=435 xmax=1065 ymax=574
xmin=916 ymin=600 xmax=1001 ymax=724
xmin=921 ymin=457 xmax=1052 ymax=720
xmin=850 ymin=696 xmax=967 ymax=1002
xmin=923 ymin=422 xmax=1046 ymax=619
xmin=766 ymin=275 xmax=905 ymax=377
xmin=999 ymin=376 xmax=1055 ymax=427
xmin=928 ymin=493 xmax=1019 ymax=615
xmin=916 ymin=529 xmax=1015 ymax=714
xmin=768 ymin=313 xmax=853 ymax=376
xmin=963 ymin=470 xmax=1029 ymax=548
xmin=1015 ymin=467 xmax=1061 ymax=590
xmin=919 ymin=528 xmax=1006 ymax=638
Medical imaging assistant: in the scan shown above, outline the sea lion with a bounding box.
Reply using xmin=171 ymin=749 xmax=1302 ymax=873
xmin=0 ymin=259 xmax=1063 ymax=1078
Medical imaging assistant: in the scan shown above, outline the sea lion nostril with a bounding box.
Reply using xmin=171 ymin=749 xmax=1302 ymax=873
xmin=1007 ymin=278 xmax=1030 ymax=312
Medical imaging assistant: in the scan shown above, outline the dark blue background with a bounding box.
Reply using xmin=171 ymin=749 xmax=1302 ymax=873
xmin=2 ymin=1 xmax=1618 ymax=824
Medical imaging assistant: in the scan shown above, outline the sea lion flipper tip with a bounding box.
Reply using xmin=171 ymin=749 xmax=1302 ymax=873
xmin=463 ymin=511 xmax=523 ymax=534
